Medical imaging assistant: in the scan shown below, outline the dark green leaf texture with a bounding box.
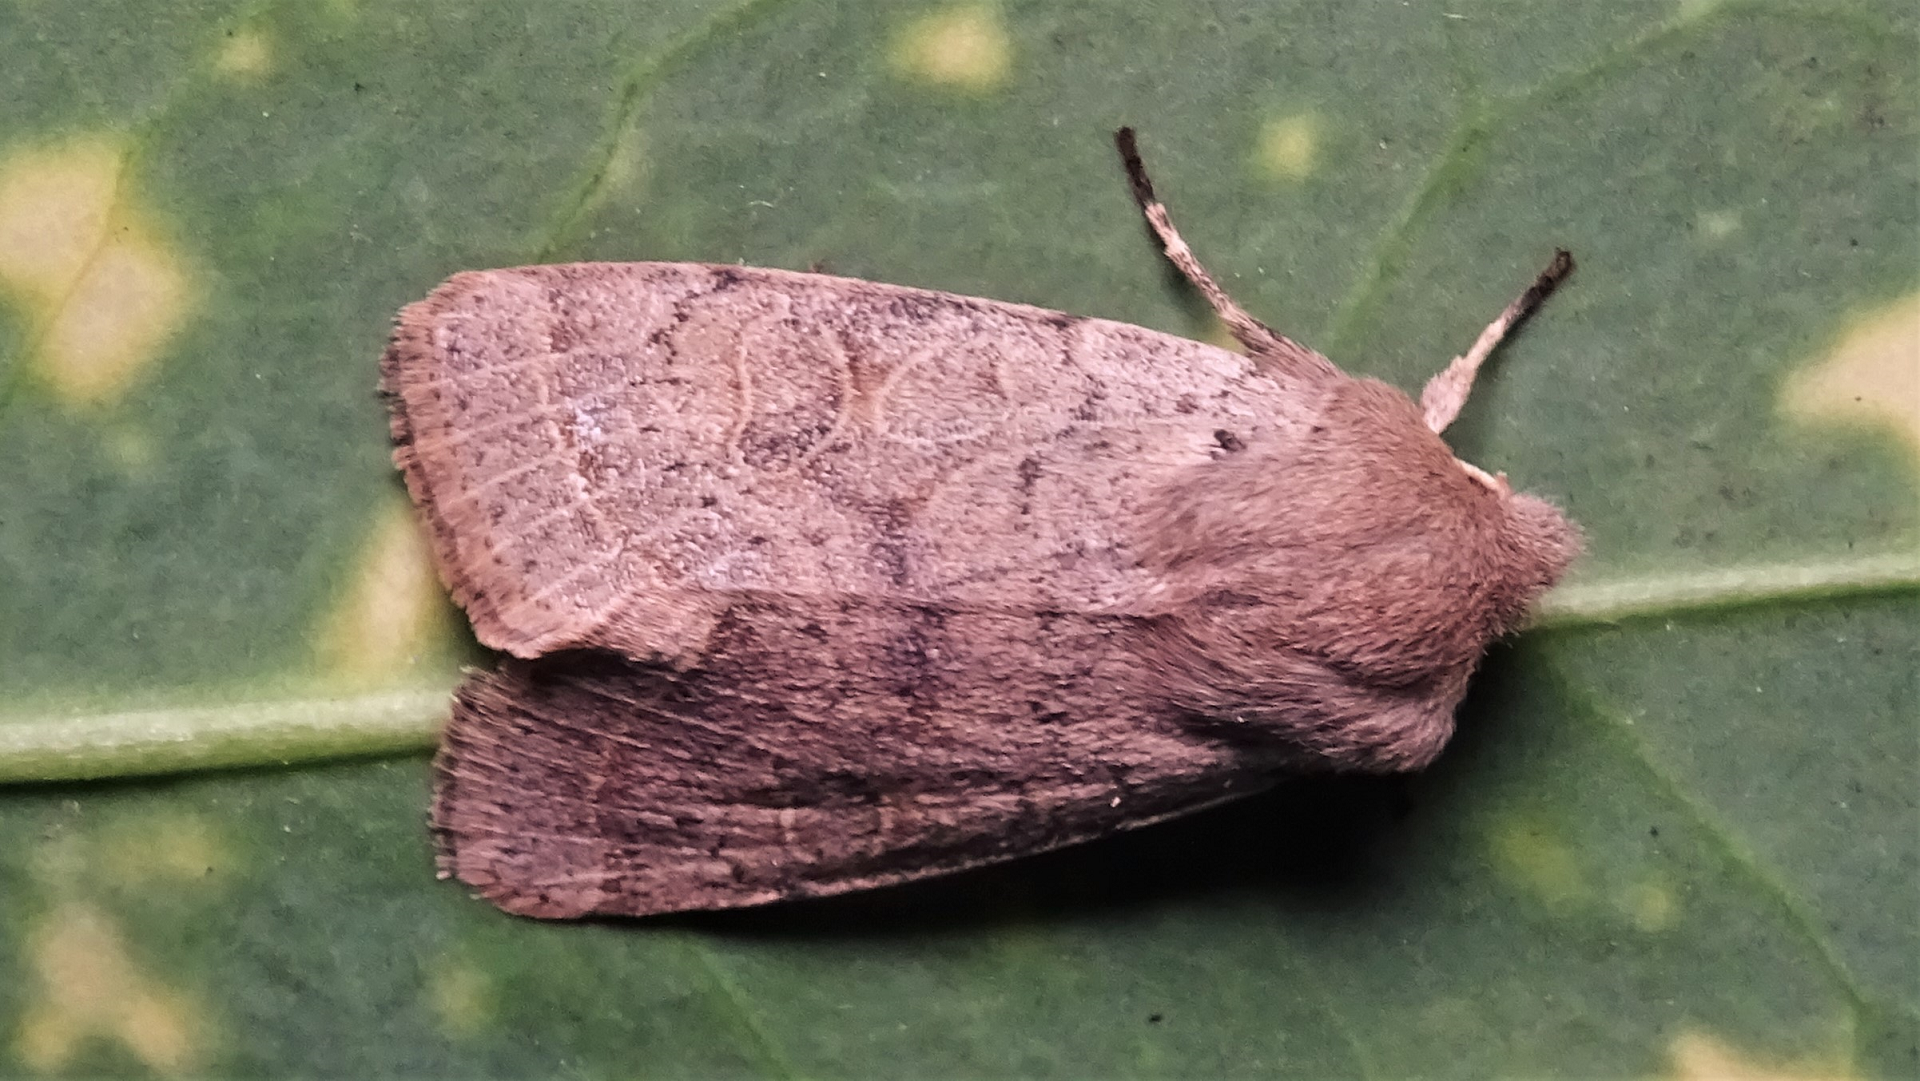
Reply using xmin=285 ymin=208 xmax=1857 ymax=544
xmin=1 ymin=1 xmax=1914 ymax=1076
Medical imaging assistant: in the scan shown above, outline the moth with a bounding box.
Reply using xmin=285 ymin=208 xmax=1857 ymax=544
xmin=381 ymin=128 xmax=1580 ymax=919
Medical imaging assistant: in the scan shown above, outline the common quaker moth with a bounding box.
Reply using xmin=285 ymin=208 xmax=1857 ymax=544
xmin=380 ymin=129 xmax=1579 ymax=918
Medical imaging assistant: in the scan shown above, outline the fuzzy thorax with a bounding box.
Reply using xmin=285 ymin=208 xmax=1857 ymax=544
xmin=1136 ymin=377 xmax=1580 ymax=771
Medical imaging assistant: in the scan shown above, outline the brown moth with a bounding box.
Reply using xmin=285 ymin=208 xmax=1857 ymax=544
xmin=381 ymin=128 xmax=1580 ymax=919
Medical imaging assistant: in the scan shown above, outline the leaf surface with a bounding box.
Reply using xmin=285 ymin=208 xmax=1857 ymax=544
xmin=1 ymin=1 xmax=1914 ymax=1076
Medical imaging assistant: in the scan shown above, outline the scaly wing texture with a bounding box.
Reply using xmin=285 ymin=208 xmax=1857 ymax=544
xmin=381 ymin=262 xmax=1332 ymax=661
xmin=434 ymin=603 xmax=1289 ymax=918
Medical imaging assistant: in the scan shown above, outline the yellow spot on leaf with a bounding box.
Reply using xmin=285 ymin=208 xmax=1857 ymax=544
xmin=1675 ymin=0 xmax=1730 ymax=23
xmin=214 ymin=29 xmax=273 ymax=80
xmin=1781 ymin=293 xmax=1920 ymax=463
xmin=0 ymin=139 xmax=119 ymax=288
xmin=1668 ymin=1030 xmax=1852 ymax=1080
xmin=99 ymin=812 xmax=229 ymax=888
xmin=1486 ymin=814 xmax=1586 ymax=910
xmin=1254 ymin=114 xmax=1320 ymax=181
xmin=15 ymin=903 xmax=207 ymax=1075
xmin=1697 ymin=209 xmax=1740 ymax=240
xmin=0 ymin=135 xmax=193 ymax=406
xmin=106 ymin=424 xmax=156 ymax=473
xmin=29 ymin=816 xmax=229 ymax=898
xmin=601 ymin=120 xmax=646 ymax=197
xmin=1618 ymin=877 xmax=1677 ymax=933
xmin=317 ymin=497 xmax=458 ymax=684
xmin=571 ymin=121 xmax=648 ymax=230
xmin=43 ymin=234 xmax=190 ymax=402
xmin=427 ymin=958 xmax=493 ymax=1037
xmin=890 ymin=4 xmax=1012 ymax=93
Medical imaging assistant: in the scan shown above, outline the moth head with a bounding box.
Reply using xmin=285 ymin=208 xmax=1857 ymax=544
xmin=1448 ymin=453 xmax=1581 ymax=635
xmin=1422 ymin=335 xmax=1582 ymax=624
xmin=1143 ymin=377 xmax=1580 ymax=684
xmin=1483 ymin=486 xmax=1583 ymax=632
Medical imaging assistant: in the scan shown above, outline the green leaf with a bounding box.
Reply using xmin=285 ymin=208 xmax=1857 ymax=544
xmin=1 ymin=1 xmax=1913 ymax=1076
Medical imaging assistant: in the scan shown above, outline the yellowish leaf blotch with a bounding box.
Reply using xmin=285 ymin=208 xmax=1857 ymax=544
xmin=316 ymin=497 xmax=458 ymax=684
xmin=1668 ymin=1029 xmax=1852 ymax=1080
xmin=99 ymin=812 xmax=230 ymax=889
xmin=1617 ymin=877 xmax=1678 ymax=933
xmin=0 ymin=135 xmax=193 ymax=406
xmin=601 ymin=120 xmax=646 ymax=197
xmin=0 ymin=139 xmax=119 ymax=289
xmin=1696 ymin=209 xmax=1741 ymax=241
xmin=15 ymin=903 xmax=208 ymax=1075
xmin=889 ymin=4 xmax=1012 ymax=93
xmin=1675 ymin=0 xmax=1731 ymax=23
xmin=1485 ymin=813 xmax=1587 ymax=911
xmin=106 ymin=423 xmax=157 ymax=474
xmin=570 ymin=121 xmax=647 ymax=229
xmin=214 ymin=29 xmax=273 ymax=80
xmin=1780 ymin=293 xmax=1920 ymax=464
xmin=1254 ymin=114 xmax=1320 ymax=181
xmin=426 ymin=958 xmax=494 ymax=1037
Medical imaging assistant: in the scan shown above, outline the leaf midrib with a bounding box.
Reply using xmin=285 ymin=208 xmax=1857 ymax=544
xmin=2 ymin=552 xmax=1912 ymax=784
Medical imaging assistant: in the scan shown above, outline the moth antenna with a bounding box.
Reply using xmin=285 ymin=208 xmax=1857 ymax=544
xmin=1113 ymin=128 xmax=1333 ymax=378
xmin=1421 ymin=249 xmax=1575 ymax=433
